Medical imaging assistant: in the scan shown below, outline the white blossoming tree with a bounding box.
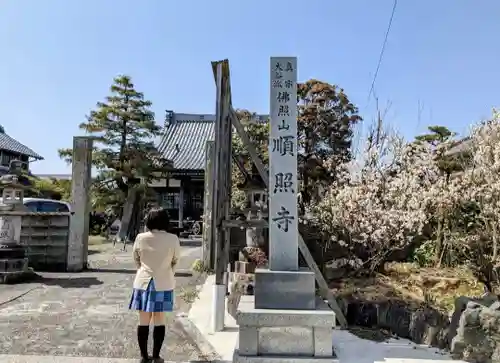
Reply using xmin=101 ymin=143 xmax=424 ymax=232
xmin=311 ymin=128 xmax=446 ymax=272
xmin=311 ymin=108 xmax=500 ymax=291
xmin=438 ymin=110 xmax=500 ymax=291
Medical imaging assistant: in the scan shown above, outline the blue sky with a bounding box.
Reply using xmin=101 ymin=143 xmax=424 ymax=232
xmin=1 ymin=0 xmax=499 ymax=174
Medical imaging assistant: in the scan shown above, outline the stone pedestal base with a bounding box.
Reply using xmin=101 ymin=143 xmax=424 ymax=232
xmin=0 ymin=268 xmax=36 ymax=284
xmin=234 ymin=296 xmax=338 ymax=363
xmin=0 ymin=258 xmax=36 ymax=284
xmin=254 ymin=269 xmax=316 ymax=310
xmin=233 ymin=353 xmax=336 ymax=363
xmin=0 ymin=257 xmax=28 ymax=273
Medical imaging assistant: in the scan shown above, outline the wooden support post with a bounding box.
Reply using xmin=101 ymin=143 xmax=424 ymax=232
xmin=232 ymin=153 xmax=249 ymax=178
xmin=202 ymin=141 xmax=215 ymax=270
xmin=212 ymin=63 xmax=223 ymax=283
xmin=210 ymin=61 xmax=224 ymax=333
xmin=211 ymin=60 xmax=233 ymax=284
xmin=210 ymin=60 xmax=233 ymax=332
xmin=229 ymin=108 xmax=269 ymax=189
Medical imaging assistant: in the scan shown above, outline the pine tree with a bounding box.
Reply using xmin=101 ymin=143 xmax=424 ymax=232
xmin=414 ymin=125 xmax=461 ymax=175
xmin=60 ymin=75 xmax=169 ymax=240
xmin=415 ymin=125 xmax=454 ymax=146
xmin=59 ymin=75 xmax=164 ymax=193
xmin=59 ymin=75 xmax=169 ymax=229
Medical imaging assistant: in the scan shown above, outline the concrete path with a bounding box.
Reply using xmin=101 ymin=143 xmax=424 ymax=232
xmin=0 ymin=242 xmax=206 ymax=362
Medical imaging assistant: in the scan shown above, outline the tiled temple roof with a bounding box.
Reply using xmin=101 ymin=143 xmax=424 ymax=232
xmin=156 ymin=112 xmax=267 ymax=171
xmin=158 ymin=119 xmax=214 ymax=170
xmin=0 ymin=131 xmax=43 ymax=160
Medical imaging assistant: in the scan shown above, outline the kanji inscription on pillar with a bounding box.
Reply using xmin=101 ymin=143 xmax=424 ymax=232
xmin=269 ymin=56 xmax=298 ymax=271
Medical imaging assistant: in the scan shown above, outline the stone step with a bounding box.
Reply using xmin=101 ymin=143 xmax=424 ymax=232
xmin=237 ymin=295 xmax=335 ymax=328
xmin=234 ymin=353 xmax=338 ymax=363
xmin=0 ymin=355 xmax=185 ymax=363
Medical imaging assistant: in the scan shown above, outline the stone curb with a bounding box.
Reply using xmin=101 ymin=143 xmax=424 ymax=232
xmin=177 ymin=316 xmax=220 ymax=361
xmin=177 ymin=281 xmax=221 ymax=362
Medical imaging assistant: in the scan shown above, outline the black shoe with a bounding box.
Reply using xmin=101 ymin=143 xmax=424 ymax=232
xmin=152 ymin=358 xmax=164 ymax=363
xmin=139 ymin=357 xmax=150 ymax=363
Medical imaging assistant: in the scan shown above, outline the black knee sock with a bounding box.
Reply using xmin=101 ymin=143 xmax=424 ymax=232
xmin=152 ymin=325 xmax=166 ymax=358
xmin=137 ymin=325 xmax=149 ymax=359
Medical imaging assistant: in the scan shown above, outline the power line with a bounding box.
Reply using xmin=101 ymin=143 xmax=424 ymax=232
xmin=353 ymin=0 xmax=398 ymax=156
xmin=365 ymin=0 xmax=398 ymax=105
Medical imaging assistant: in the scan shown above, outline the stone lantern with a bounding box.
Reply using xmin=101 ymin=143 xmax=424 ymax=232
xmin=228 ymin=165 xmax=268 ymax=316
xmin=0 ymin=160 xmax=32 ymax=283
xmin=237 ymin=164 xmax=267 ymax=248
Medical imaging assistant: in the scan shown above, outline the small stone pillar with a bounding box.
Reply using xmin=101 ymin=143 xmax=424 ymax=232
xmin=68 ymin=136 xmax=93 ymax=271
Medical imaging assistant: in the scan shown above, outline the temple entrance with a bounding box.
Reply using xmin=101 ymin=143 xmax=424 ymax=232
xmin=184 ymin=179 xmax=204 ymax=221
xmin=156 ymin=177 xmax=204 ymax=229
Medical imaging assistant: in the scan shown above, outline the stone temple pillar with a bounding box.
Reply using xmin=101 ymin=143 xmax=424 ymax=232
xmin=234 ymin=57 xmax=337 ymax=363
xmin=67 ymin=136 xmax=93 ymax=272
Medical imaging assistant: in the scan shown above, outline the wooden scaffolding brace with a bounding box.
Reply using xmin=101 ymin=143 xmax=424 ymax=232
xmin=210 ymin=59 xmax=347 ymax=329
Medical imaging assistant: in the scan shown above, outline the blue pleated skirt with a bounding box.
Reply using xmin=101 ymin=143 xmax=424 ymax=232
xmin=129 ymin=278 xmax=174 ymax=312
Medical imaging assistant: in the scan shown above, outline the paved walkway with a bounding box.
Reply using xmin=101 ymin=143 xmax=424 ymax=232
xmin=0 ymin=356 xmax=189 ymax=363
xmin=0 ymin=242 xmax=206 ymax=362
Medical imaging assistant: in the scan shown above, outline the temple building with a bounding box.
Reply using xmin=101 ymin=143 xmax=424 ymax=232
xmin=154 ymin=112 xmax=213 ymax=225
xmin=155 ymin=110 xmax=267 ymax=226
xmin=0 ymin=126 xmax=43 ymax=173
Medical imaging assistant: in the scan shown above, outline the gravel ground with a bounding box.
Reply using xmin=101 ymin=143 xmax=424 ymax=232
xmin=0 ymin=243 xmax=206 ymax=361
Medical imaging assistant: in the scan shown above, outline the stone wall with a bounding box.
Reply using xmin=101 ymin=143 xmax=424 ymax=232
xmin=21 ymin=213 xmax=71 ymax=271
xmin=451 ymin=297 xmax=500 ymax=363
xmin=342 ymin=298 xmax=450 ymax=348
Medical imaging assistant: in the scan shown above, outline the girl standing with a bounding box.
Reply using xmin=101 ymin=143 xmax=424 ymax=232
xmin=129 ymin=208 xmax=181 ymax=363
